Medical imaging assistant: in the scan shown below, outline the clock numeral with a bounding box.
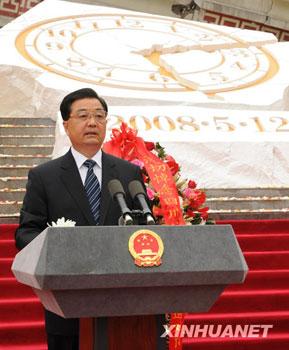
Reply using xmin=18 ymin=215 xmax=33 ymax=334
xmin=230 ymin=48 xmax=251 ymax=58
xmin=149 ymin=73 xmax=170 ymax=88
xmin=59 ymin=30 xmax=77 ymax=39
xmin=231 ymin=61 xmax=245 ymax=70
xmin=209 ymin=72 xmax=228 ymax=83
xmin=115 ymin=16 xmax=144 ymax=28
xmin=88 ymin=66 xmax=114 ymax=81
xmin=74 ymin=20 xmax=82 ymax=29
xmin=194 ymin=32 xmax=216 ymax=42
xmin=99 ymin=68 xmax=113 ymax=79
xmin=67 ymin=57 xmax=86 ymax=67
xmin=124 ymin=19 xmax=144 ymax=28
xmin=97 ymin=67 xmax=113 ymax=77
xmin=170 ymin=22 xmax=177 ymax=33
xmin=92 ymin=22 xmax=99 ymax=30
xmin=46 ymin=42 xmax=64 ymax=50
xmin=47 ymin=29 xmax=54 ymax=37
xmin=46 ymin=29 xmax=76 ymax=42
xmin=115 ymin=18 xmax=122 ymax=27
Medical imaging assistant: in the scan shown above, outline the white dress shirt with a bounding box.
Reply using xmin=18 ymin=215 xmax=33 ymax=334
xmin=70 ymin=147 xmax=102 ymax=188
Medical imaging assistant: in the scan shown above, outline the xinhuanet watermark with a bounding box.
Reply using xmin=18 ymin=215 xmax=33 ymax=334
xmin=161 ymin=324 xmax=273 ymax=338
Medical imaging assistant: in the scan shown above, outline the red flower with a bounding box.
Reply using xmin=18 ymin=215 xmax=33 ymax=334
xmin=183 ymin=187 xmax=193 ymax=199
xmin=198 ymin=207 xmax=209 ymax=220
xmin=165 ymin=155 xmax=180 ymax=176
xmin=190 ymin=190 xmax=206 ymax=209
xmin=186 ymin=208 xmax=196 ymax=218
xmin=188 ymin=180 xmax=197 ymax=189
xmin=145 ymin=141 xmax=155 ymax=151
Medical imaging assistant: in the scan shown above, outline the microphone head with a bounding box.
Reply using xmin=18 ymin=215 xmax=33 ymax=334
xmin=128 ymin=180 xmax=146 ymax=200
xmin=108 ymin=179 xmax=125 ymax=198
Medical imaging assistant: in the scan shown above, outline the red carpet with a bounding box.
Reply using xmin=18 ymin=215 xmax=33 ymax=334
xmin=1 ymin=220 xmax=289 ymax=349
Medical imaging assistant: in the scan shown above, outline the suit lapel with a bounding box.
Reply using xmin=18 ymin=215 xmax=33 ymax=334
xmin=99 ymin=152 xmax=117 ymax=225
xmin=60 ymin=150 xmax=96 ymax=225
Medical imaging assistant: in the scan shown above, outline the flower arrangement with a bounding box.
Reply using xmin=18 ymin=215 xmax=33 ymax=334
xmin=104 ymin=123 xmax=213 ymax=225
xmin=48 ymin=217 xmax=76 ymax=227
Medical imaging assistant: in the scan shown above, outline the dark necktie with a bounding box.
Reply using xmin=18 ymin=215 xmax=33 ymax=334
xmin=83 ymin=159 xmax=101 ymax=224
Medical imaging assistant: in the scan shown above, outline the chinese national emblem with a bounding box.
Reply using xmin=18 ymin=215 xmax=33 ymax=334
xmin=128 ymin=229 xmax=164 ymax=267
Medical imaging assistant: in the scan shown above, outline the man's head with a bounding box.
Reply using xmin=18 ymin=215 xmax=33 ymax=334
xmin=61 ymin=88 xmax=108 ymax=158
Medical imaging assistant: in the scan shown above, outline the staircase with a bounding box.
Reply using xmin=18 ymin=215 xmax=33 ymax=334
xmin=1 ymin=220 xmax=289 ymax=349
xmin=0 ymin=116 xmax=55 ymax=223
xmin=0 ymin=224 xmax=46 ymax=349
xmin=1 ymin=116 xmax=289 ymax=349
xmin=184 ymin=219 xmax=289 ymax=350
xmin=206 ymin=188 xmax=289 ymax=220
xmin=1 ymin=116 xmax=289 ymax=223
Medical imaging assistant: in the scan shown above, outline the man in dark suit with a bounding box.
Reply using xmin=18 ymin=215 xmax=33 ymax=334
xmin=15 ymin=88 xmax=145 ymax=350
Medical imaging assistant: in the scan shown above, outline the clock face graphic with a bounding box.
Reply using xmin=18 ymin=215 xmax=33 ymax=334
xmin=15 ymin=13 xmax=277 ymax=94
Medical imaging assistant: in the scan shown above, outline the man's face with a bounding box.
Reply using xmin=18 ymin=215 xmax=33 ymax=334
xmin=63 ymin=98 xmax=107 ymax=156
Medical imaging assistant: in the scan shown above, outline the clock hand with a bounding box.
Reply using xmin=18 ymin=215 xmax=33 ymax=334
xmin=143 ymin=51 xmax=193 ymax=90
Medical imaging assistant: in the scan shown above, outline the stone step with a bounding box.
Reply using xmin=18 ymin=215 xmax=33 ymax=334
xmin=0 ymin=189 xmax=26 ymax=201
xmin=0 ymin=136 xmax=55 ymax=145
xmin=0 ymin=216 xmax=19 ymax=224
xmin=0 ymin=116 xmax=55 ymax=222
xmin=0 ymin=155 xmax=50 ymax=166
xmin=206 ymin=197 xmax=289 ymax=210
xmin=0 ymin=201 xmax=22 ymax=215
xmin=0 ymin=177 xmax=27 ymax=190
xmin=0 ymin=166 xmax=35 ymax=177
xmin=0 ymin=117 xmax=55 ymax=125
xmin=209 ymin=209 xmax=289 ymax=220
xmin=205 ymin=188 xmax=289 ymax=197
xmin=0 ymin=125 xmax=55 ymax=136
xmin=0 ymin=145 xmax=53 ymax=156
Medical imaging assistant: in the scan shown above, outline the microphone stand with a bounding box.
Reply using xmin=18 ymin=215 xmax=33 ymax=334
xmin=118 ymin=209 xmax=155 ymax=226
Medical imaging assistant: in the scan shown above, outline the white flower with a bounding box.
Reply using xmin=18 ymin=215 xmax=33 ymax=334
xmin=48 ymin=217 xmax=76 ymax=227
xmin=175 ymin=176 xmax=188 ymax=191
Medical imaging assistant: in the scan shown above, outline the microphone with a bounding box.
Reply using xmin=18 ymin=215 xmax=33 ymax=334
xmin=108 ymin=179 xmax=133 ymax=225
xmin=128 ymin=180 xmax=156 ymax=225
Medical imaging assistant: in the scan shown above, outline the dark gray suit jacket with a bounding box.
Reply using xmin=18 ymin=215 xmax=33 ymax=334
xmin=15 ymin=149 xmax=144 ymax=335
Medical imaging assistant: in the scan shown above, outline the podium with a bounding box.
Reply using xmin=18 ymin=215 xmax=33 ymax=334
xmin=12 ymin=225 xmax=248 ymax=349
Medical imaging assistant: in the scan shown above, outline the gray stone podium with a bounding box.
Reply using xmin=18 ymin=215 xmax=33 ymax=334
xmin=12 ymin=224 xmax=247 ymax=349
